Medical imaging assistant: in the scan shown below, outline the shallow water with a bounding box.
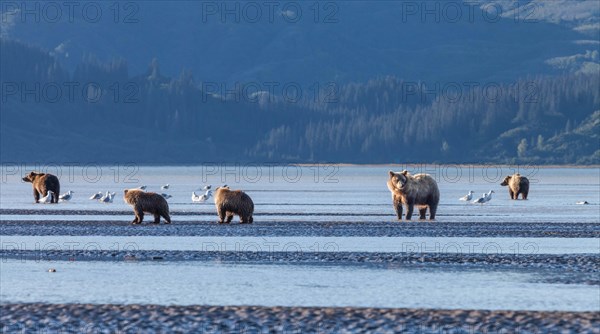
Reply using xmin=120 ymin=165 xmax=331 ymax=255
xmin=1 ymin=166 xmax=599 ymax=311
xmin=2 ymin=236 xmax=598 ymax=255
xmin=0 ymin=259 xmax=597 ymax=311
xmin=1 ymin=166 xmax=599 ymax=223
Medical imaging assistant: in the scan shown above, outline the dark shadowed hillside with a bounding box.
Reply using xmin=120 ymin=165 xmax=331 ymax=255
xmin=1 ymin=1 xmax=599 ymax=164
xmin=1 ymin=39 xmax=598 ymax=164
xmin=2 ymin=1 xmax=598 ymax=85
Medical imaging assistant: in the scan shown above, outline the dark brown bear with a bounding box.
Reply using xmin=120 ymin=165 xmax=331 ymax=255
xmin=123 ymin=189 xmax=171 ymax=224
xmin=500 ymin=173 xmax=529 ymax=200
xmin=387 ymin=170 xmax=440 ymax=220
xmin=22 ymin=171 xmax=60 ymax=204
xmin=214 ymin=186 xmax=254 ymax=224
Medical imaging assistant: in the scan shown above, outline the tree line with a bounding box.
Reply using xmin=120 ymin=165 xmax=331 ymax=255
xmin=1 ymin=38 xmax=598 ymax=164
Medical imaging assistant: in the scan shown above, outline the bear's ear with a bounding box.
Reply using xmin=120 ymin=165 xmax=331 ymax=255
xmin=123 ymin=189 xmax=128 ymax=194
xmin=515 ymin=173 xmax=520 ymax=177
xmin=401 ymin=170 xmax=409 ymax=176
xmin=388 ymin=170 xmax=395 ymax=178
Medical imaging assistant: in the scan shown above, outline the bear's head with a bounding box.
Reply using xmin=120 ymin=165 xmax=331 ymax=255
xmin=500 ymin=176 xmax=512 ymax=186
xmin=22 ymin=171 xmax=43 ymax=183
xmin=388 ymin=170 xmax=410 ymax=189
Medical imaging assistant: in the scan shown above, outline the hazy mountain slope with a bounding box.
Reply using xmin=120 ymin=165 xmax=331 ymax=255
xmin=2 ymin=1 xmax=597 ymax=85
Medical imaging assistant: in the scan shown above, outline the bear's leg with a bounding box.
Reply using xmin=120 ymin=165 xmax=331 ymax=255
xmin=522 ymin=191 xmax=528 ymax=200
xmin=508 ymin=190 xmax=514 ymax=199
xmin=153 ymin=213 xmax=161 ymax=224
xmin=393 ymin=200 xmax=403 ymax=221
xmin=419 ymin=208 xmax=427 ymax=220
xmin=52 ymin=187 xmax=59 ymax=203
xmin=162 ymin=212 xmax=171 ymax=224
xmin=226 ymin=213 xmax=234 ymax=223
xmin=429 ymin=203 xmax=438 ymax=220
xmin=405 ymin=203 xmax=414 ymax=220
xmin=134 ymin=205 xmax=144 ymax=224
xmin=249 ymin=216 xmax=253 ymax=224
xmin=33 ymin=189 xmax=40 ymax=203
xmin=217 ymin=207 xmax=227 ymax=224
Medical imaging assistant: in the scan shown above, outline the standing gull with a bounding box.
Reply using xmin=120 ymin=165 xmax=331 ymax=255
xmin=59 ymin=191 xmax=74 ymax=202
xmin=39 ymin=191 xmax=55 ymax=204
xmin=473 ymin=193 xmax=487 ymax=204
xmin=484 ymin=190 xmax=495 ymax=202
xmin=459 ymin=191 xmax=474 ymax=201
xmin=161 ymin=184 xmax=170 ymax=190
xmin=89 ymin=192 xmax=103 ymax=200
xmin=100 ymin=191 xmax=115 ymax=203
xmin=199 ymin=190 xmax=213 ymax=202
xmin=192 ymin=190 xmax=212 ymax=203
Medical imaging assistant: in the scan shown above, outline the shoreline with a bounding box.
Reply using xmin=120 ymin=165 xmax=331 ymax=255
xmin=2 ymin=303 xmax=598 ymax=333
xmin=3 ymin=163 xmax=599 ymax=168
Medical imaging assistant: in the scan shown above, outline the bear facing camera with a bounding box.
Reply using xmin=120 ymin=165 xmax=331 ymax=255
xmin=387 ymin=170 xmax=440 ymax=221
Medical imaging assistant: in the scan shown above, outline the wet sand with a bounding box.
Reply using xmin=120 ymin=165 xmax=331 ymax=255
xmin=1 ymin=304 xmax=598 ymax=334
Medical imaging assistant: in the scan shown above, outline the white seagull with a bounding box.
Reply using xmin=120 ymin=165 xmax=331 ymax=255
xmin=484 ymin=190 xmax=495 ymax=202
xmin=473 ymin=193 xmax=487 ymax=204
xmin=89 ymin=192 xmax=103 ymax=200
xmin=202 ymin=185 xmax=212 ymax=191
xmin=576 ymin=201 xmax=589 ymax=205
xmin=459 ymin=191 xmax=474 ymax=201
xmin=192 ymin=190 xmax=212 ymax=203
xmin=100 ymin=191 xmax=115 ymax=203
xmin=59 ymin=191 xmax=74 ymax=202
xmin=39 ymin=191 xmax=55 ymax=204
xmin=199 ymin=190 xmax=213 ymax=202
xmin=161 ymin=184 xmax=170 ymax=190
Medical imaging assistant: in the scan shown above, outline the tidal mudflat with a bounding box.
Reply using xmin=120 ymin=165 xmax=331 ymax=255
xmin=1 ymin=166 xmax=598 ymax=333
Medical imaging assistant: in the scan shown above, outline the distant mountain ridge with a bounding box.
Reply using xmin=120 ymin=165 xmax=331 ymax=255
xmin=1 ymin=1 xmax=598 ymax=86
xmin=1 ymin=1 xmax=598 ymax=164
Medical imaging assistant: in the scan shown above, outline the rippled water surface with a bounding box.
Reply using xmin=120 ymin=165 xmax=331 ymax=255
xmin=1 ymin=165 xmax=599 ymax=223
xmin=1 ymin=166 xmax=599 ymax=310
xmin=1 ymin=259 xmax=598 ymax=311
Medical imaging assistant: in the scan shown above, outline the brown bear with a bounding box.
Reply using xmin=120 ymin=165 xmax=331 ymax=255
xmin=22 ymin=171 xmax=60 ymax=204
xmin=123 ymin=189 xmax=171 ymax=224
xmin=214 ymin=186 xmax=254 ymax=224
xmin=500 ymin=173 xmax=529 ymax=200
xmin=387 ymin=170 xmax=440 ymax=220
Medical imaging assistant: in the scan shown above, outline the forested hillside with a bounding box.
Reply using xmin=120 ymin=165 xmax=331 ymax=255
xmin=1 ymin=39 xmax=598 ymax=164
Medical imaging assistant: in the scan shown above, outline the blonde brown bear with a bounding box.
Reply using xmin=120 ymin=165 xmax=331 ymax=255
xmin=387 ymin=170 xmax=440 ymax=220
xmin=123 ymin=189 xmax=171 ymax=224
xmin=214 ymin=186 xmax=254 ymax=224
xmin=500 ymin=173 xmax=529 ymax=200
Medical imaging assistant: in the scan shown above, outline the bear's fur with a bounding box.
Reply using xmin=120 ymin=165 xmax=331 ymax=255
xmin=22 ymin=171 xmax=60 ymax=204
xmin=214 ymin=186 xmax=254 ymax=224
xmin=123 ymin=189 xmax=171 ymax=224
xmin=500 ymin=173 xmax=529 ymax=200
xmin=387 ymin=170 xmax=440 ymax=220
